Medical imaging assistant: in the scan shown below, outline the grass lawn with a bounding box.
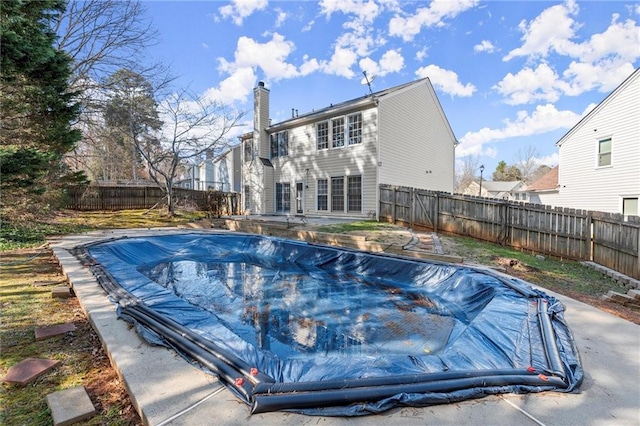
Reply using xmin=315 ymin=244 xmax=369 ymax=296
xmin=1 ymin=208 xmax=205 ymax=425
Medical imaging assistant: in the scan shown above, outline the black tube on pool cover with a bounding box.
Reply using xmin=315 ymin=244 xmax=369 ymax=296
xmin=253 ymin=368 xmax=565 ymax=395
xmin=122 ymin=306 xmax=255 ymax=401
xmin=251 ymin=374 xmax=566 ymax=414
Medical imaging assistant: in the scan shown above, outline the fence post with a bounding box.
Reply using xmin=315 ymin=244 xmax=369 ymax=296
xmin=585 ymin=212 xmax=593 ymax=261
xmin=392 ymin=187 xmax=397 ymax=224
xmin=410 ymin=187 xmax=415 ymax=229
xmin=434 ymin=192 xmax=439 ymax=234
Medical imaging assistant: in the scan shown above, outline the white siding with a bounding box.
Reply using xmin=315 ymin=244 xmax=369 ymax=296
xmin=557 ymin=71 xmax=640 ymax=213
xmin=378 ymin=81 xmax=456 ymax=192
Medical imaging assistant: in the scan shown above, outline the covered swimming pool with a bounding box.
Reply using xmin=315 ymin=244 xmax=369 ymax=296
xmin=74 ymin=232 xmax=582 ymax=416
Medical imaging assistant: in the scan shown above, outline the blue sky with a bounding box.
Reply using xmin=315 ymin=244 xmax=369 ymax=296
xmin=143 ymin=0 xmax=640 ymax=177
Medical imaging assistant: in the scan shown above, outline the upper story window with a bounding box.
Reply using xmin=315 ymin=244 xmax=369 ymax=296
xmin=270 ymin=131 xmax=288 ymax=158
xmin=243 ymin=138 xmax=253 ymax=162
xmin=332 ymin=117 xmax=345 ymax=148
xmin=347 ymin=113 xmax=362 ymax=145
xmin=598 ymin=137 xmax=612 ymax=167
xmin=317 ymin=121 xmax=329 ymax=150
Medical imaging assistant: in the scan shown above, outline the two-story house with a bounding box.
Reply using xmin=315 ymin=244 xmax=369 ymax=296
xmin=241 ymin=78 xmax=457 ymax=218
xmin=554 ymin=67 xmax=639 ymax=216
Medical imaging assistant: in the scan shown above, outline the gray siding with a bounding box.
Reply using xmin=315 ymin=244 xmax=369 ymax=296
xmin=378 ymin=81 xmax=456 ymax=192
xmin=269 ymin=107 xmax=378 ymax=217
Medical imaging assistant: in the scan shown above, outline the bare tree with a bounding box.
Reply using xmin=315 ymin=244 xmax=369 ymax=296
xmin=53 ymin=0 xmax=160 ymax=92
xmin=137 ymin=89 xmax=246 ymax=216
xmin=455 ymin=155 xmax=481 ymax=193
xmin=515 ymin=145 xmax=541 ymax=184
xmin=53 ymin=0 xmax=174 ymax=181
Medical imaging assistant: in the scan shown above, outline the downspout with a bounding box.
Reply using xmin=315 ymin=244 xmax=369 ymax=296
xmin=375 ymin=98 xmax=381 ymax=221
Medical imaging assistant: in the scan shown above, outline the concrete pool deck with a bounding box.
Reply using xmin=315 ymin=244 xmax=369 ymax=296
xmin=50 ymin=227 xmax=640 ymax=426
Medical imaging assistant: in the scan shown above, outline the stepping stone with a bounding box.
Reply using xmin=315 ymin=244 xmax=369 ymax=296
xmin=46 ymin=386 xmax=96 ymax=426
xmin=3 ymin=358 xmax=61 ymax=386
xmin=35 ymin=323 xmax=76 ymax=341
xmin=52 ymin=286 xmax=73 ymax=298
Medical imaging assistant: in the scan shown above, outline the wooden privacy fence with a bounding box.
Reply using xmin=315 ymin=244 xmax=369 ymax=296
xmin=379 ymin=184 xmax=640 ymax=280
xmin=65 ymin=185 xmax=240 ymax=215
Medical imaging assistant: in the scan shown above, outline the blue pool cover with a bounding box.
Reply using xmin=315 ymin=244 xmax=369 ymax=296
xmin=75 ymin=232 xmax=583 ymax=416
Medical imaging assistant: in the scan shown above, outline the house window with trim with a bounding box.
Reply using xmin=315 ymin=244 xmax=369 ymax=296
xmin=347 ymin=176 xmax=362 ymax=212
xmin=347 ymin=113 xmax=362 ymax=145
xmin=597 ymin=138 xmax=611 ymax=167
xmin=623 ymin=198 xmax=638 ymax=217
xmin=270 ymin=131 xmax=288 ymax=158
xmin=332 ymin=117 xmax=345 ymax=148
xmin=275 ymin=182 xmax=290 ymax=212
xmin=244 ymin=185 xmax=251 ymax=212
xmin=317 ymin=179 xmax=328 ymax=211
xmin=331 ymin=176 xmax=344 ymax=211
xmin=317 ymin=121 xmax=329 ymax=150
xmin=243 ymin=138 xmax=253 ymax=162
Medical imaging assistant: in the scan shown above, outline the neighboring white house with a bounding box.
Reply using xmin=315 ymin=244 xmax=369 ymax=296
xmin=176 ymin=147 xmax=240 ymax=191
xmin=241 ymin=79 xmax=458 ymax=218
xmin=461 ymin=180 xmax=526 ymax=201
xmin=213 ymin=145 xmax=242 ymax=193
xmin=554 ymin=67 xmax=639 ymax=216
xmin=525 ymin=166 xmax=560 ymax=206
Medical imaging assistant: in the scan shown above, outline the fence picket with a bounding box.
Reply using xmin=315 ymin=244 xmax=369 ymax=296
xmin=379 ymin=184 xmax=639 ymax=279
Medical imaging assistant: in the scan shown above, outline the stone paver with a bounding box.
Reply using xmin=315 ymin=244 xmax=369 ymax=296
xmin=35 ymin=322 xmax=76 ymax=341
xmin=52 ymin=286 xmax=73 ymax=298
xmin=3 ymin=358 xmax=61 ymax=386
xmin=46 ymin=385 xmax=96 ymax=426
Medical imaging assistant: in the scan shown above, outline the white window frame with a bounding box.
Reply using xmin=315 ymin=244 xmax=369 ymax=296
xmin=317 ymin=121 xmax=329 ymax=151
xmin=317 ymin=179 xmax=328 ymax=211
xmin=347 ymin=112 xmax=362 ymax=145
xmin=596 ymin=137 xmax=612 ymax=168
xmin=331 ymin=117 xmax=345 ymax=149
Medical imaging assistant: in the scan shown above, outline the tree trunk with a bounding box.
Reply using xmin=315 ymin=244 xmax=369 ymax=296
xmin=166 ymin=181 xmax=174 ymax=217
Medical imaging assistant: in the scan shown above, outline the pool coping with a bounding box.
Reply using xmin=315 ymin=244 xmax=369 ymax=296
xmin=50 ymin=227 xmax=640 ymax=425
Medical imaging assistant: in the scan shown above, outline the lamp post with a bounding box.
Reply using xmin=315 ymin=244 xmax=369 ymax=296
xmin=479 ymin=165 xmax=485 ymax=197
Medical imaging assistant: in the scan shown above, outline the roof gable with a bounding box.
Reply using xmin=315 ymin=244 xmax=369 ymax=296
xmin=557 ymin=67 xmax=640 ymax=147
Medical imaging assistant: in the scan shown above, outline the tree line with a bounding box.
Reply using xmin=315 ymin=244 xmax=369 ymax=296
xmin=1 ymin=0 xmax=244 ymax=219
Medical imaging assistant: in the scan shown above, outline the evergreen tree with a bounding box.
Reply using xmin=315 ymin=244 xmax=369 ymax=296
xmin=0 ymin=0 xmax=83 ymax=213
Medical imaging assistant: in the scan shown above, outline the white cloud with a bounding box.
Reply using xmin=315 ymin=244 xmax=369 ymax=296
xmin=358 ymin=49 xmax=404 ymax=78
xmin=379 ymin=49 xmax=404 ymax=74
xmin=494 ymin=63 xmax=569 ymax=105
xmin=457 ymin=104 xmax=582 ymax=156
xmin=415 ymin=64 xmax=476 ymax=97
xmin=474 ymin=40 xmax=495 ymax=53
xmin=563 ymin=61 xmax=637 ymax=95
xmin=203 ymin=67 xmax=257 ymax=105
xmin=321 ymin=46 xmax=358 ymax=78
xmin=503 ymin=0 xmax=579 ymax=61
xmin=274 ymin=9 xmax=287 ymax=27
xmin=415 ymin=47 xmax=428 ymax=61
xmin=219 ymin=33 xmax=299 ymax=81
xmin=319 ymin=0 xmax=381 ymax=27
xmin=501 ymin=3 xmax=640 ymax=101
xmin=219 ymin=0 xmax=268 ymax=26
xmin=388 ymin=0 xmax=480 ymax=42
